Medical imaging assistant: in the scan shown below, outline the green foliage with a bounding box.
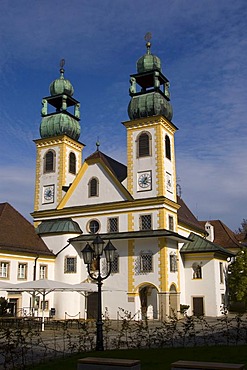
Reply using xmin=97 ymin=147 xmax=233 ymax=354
xmin=180 ymin=304 xmax=190 ymax=314
xmin=228 ymin=247 xmax=247 ymax=305
xmin=236 ymin=218 xmax=247 ymax=234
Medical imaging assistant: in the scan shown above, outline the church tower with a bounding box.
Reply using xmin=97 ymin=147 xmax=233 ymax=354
xmin=123 ymin=35 xmax=177 ymax=205
xmin=34 ymin=60 xmax=84 ymax=212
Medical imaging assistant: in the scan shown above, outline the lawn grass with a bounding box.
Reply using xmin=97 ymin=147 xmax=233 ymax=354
xmin=31 ymin=345 xmax=247 ymax=370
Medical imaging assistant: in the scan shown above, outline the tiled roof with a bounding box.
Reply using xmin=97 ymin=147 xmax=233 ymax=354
xmin=180 ymin=232 xmax=235 ymax=257
xmin=199 ymin=220 xmax=242 ymax=250
xmin=177 ymin=197 xmax=206 ymax=234
xmin=85 ymin=150 xmax=127 ymax=182
xmin=0 ymin=203 xmax=54 ymax=256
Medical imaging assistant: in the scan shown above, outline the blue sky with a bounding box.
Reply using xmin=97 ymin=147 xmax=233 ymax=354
xmin=0 ymin=0 xmax=246 ymax=231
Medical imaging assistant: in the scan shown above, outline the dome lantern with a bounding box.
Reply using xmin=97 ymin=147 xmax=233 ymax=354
xmin=128 ymin=34 xmax=173 ymax=121
xmin=39 ymin=60 xmax=81 ymax=141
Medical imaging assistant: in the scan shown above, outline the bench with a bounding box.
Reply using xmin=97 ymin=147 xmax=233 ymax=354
xmin=78 ymin=357 xmax=141 ymax=370
xmin=171 ymin=360 xmax=245 ymax=370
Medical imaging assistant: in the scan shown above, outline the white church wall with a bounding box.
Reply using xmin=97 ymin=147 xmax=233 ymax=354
xmin=66 ymin=163 xmax=128 ymax=208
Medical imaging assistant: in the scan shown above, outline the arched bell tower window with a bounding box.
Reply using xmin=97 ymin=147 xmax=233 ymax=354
xmin=44 ymin=150 xmax=56 ymax=173
xmin=137 ymin=132 xmax=151 ymax=157
xmin=88 ymin=177 xmax=99 ymax=197
xmin=165 ymin=135 xmax=171 ymax=160
xmin=69 ymin=152 xmax=76 ymax=174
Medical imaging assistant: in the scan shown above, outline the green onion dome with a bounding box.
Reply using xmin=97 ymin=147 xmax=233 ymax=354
xmin=137 ymin=41 xmax=162 ymax=73
xmin=49 ymin=67 xmax=74 ymax=96
xmin=40 ymin=114 xmax=80 ymax=140
xmin=128 ymin=91 xmax=173 ymax=121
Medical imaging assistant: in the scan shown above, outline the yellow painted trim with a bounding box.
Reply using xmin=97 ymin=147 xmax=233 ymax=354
xmin=34 ymin=135 xmax=84 ymax=212
xmin=58 ymin=157 xmax=133 ymax=210
xmin=122 ymin=115 xmax=177 ymax=134
xmin=34 ymin=146 xmax=42 ymax=212
xmin=33 ymin=195 xmax=180 ymax=219
xmin=58 ymin=162 xmax=89 ymax=209
xmin=0 ymin=253 xmax=55 ymax=261
xmin=126 ymin=130 xmax=134 ymax=194
xmin=128 ymin=212 xmax=134 ymax=232
xmin=171 ymin=135 xmax=177 ymax=198
xmin=127 ymin=292 xmax=138 ymax=297
xmin=135 ymin=281 xmax=160 ymax=293
xmin=31 ymin=197 xmax=179 ymax=219
xmin=57 ymin=142 xmax=65 ymax=204
xmin=158 ymin=237 xmax=168 ymax=291
xmin=155 ymin=125 xmax=165 ymax=196
xmin=158 ymin=208 xmax=166 ymax=229
xmin=128 ymin=240 xmax=135 ymax=293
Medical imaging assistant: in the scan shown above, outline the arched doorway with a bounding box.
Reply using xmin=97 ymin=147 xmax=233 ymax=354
xmin=139 ymin=284 xmax=158 ymax=320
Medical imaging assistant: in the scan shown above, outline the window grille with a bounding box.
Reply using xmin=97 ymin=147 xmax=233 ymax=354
xmin=44 ymin=150 xmax=55 ymax=173
xmin=170 ymin=254 xmax=177 ymax=272
xmin=65 ymin=257 xmax=77 ymax=273
xmin=89 ymin=178 xmax=99 ymax=197
xmin=0 ymin=262 xmax=9 ymax=278
xmin=168 ymin=216 xmax=174 ymax=231
xmin=108 ymin=217 xmax=118 ymax=233
xmin=140 ymin=252 xmax=153 ymax=273
xmin=138 ymin=133 xmax=150 ymax=157
xmin=39 ymin=265 xmax=47 ymax=279
xmin=69 ymin=152 xmax=76 ymax=174
xmin=165 ymin=135 xmax=171 ymax=159
xmin=140 ymin=214 xmax=152 ymax=230
xmin=111 ymin=253 xmax=119 ymax=274
xmin=18 ymin=263 xmax=27 ymax=279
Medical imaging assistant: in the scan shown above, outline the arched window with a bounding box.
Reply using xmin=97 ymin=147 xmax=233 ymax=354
xmin=44 ymin=150 xmax=55 ymax=173
xmin=88 ymin=177 xmax=99 ymax=197
xmin=137 ymin=132 xmax=151 ymax=157
xmin=165 ymin=135 xmax=171 ymax=160
xmin=69 ymin=152 xmax=76 ymax=174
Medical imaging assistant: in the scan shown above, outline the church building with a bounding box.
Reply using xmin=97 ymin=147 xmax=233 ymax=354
xmin=29 ymin=39 xmax=235 ymax=320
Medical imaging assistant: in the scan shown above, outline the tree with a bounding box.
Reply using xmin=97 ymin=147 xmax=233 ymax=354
xmin=235 ymin=218 xmax=247 ymax=235
xmin=228 ymin=247 xmax=247 ymax=305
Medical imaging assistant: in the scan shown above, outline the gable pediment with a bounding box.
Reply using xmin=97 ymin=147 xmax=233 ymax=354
xmin=58 ymin=158 xmax=132 ymax=209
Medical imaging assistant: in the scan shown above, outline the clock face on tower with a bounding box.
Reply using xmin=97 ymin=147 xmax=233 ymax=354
xmin=43 ymin=185 xmax=55 ymax=203
xmin=137 ymin=171 xmax=152 ymax=191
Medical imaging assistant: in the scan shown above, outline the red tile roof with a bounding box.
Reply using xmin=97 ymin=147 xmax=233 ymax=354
xmin=199 ymin=220 xmax=241 ymax=250
xmin=0 ymin=203 xmax=54 ymax=256
xmin=177 ymin=197 xmax=206 ymax=234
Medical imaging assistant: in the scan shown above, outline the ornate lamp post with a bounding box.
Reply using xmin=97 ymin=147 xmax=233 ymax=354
xmin=81 ymin=235 xmax=116 ymax=351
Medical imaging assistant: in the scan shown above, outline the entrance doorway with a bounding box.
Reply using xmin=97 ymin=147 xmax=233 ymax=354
xmin=193 ymin=297 xmax=204 ymax=316
xmin=139 ymin=285 xmax=158 ymax=320
xmin=8 ymin=298 xmax=18 ymax=316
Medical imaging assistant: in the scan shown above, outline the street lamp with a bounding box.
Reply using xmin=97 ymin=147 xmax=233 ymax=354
xmin=81 ymin=235 xmax=116 ymax=351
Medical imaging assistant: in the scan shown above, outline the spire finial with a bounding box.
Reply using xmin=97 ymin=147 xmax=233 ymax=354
xmin=60 ymin=58 xmax=65 ymax=77
xmin=144 ymin=32 xmax=152 ymax=54
xmin=96 ymin=138 xmax=100 ymax=151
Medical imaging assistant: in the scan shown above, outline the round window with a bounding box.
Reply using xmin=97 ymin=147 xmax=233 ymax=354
xmin=88 ymin=219 xmax=100 ymax=234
